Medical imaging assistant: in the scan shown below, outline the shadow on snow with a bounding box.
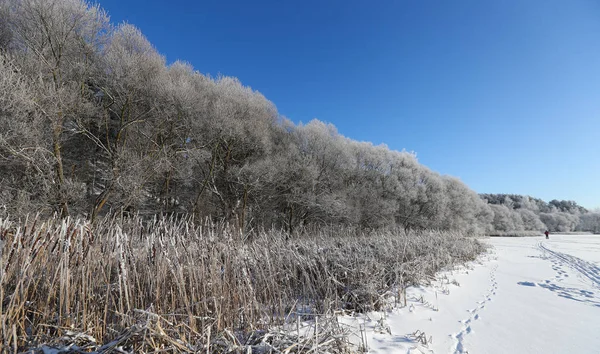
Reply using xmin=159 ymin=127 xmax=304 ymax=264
xmin=517 ymin=280 xmax=600 ymax=308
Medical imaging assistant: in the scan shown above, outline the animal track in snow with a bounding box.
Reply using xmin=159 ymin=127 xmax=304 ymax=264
xmin=452 ymin=264 xmax=497 ymax=353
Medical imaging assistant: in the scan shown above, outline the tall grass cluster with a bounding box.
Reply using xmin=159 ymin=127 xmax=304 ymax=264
xmin=486 ymin=230 xmax=543 ymax=237
xmin=0 ymin=215 xmax=484 ymax=352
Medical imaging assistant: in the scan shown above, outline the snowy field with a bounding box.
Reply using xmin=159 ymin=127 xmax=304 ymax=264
xmin=340 ymin=234 xmax=600 ymax=353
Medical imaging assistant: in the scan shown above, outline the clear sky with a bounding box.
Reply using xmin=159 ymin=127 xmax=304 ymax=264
xmin=96 ymin=0 xmax=600 ymax=209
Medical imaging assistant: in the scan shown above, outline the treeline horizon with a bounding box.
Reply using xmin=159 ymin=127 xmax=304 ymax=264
xmin=0 ymin=0 xmax=598 ymax=235
xmin=481 ymin=194 xmax=599 ymax=234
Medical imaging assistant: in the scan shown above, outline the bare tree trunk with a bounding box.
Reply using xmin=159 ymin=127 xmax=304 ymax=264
xmin=239 ymin=184 xmax=248 ymax=233
xmin=161 ymin=168 xmax=173 ymax=212
xmin=288 ymin=205 xmax=294 ymax=234
xmin=193 ymin=144 xmax=218 ymax=218
xmin=91 ymin=184 xmax=112 ymax=223
xmin=53 ymin=119 xmax=68 ymax=217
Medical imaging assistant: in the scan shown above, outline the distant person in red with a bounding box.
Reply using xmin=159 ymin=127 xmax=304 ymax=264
xmin=545 ymin=230 xmax=549 ymax=239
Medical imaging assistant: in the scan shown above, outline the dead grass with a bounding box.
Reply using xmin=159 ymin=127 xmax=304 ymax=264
xmin=0 ymin=215 xmax=484 ymax=352
xmin=486 ymin=230 xmax=542 ymax=237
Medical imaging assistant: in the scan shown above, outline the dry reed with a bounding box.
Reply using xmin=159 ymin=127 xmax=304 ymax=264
xmin=0 ymin=215 xmax=484 ymax=352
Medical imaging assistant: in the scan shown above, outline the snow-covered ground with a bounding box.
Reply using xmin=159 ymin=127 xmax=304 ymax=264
xmin=340 ymin=234 xmax=600 ymax=353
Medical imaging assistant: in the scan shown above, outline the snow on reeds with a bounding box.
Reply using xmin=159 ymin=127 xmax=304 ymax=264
xmin=486 ymin=230 xmax=542 ymax=237
xmin=0 ymin=215 xmax=484 ymax=352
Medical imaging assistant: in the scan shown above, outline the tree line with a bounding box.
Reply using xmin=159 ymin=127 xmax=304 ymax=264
xmin=481 ymin=194 xmax=600 ymax=234
xmin=0 ymin=0 xmax=597 ymax=235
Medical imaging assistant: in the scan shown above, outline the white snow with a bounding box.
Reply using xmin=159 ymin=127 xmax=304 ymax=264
xmin=340 ymin=234 xmax=600 ymax=353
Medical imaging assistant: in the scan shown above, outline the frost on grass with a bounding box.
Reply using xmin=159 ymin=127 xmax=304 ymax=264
xmin=0 ymin=215 xmax=484 ymax=352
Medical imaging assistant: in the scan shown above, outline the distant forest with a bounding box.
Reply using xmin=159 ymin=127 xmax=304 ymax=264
xmin=481 ymin=194 xmax=599 ymax=234
xmin=0 ymin=0 xmax=598 ymax=234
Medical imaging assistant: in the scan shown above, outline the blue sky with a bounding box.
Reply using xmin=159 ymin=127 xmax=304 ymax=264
xmin=96 ymin=0 xmax=600 ymax=209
